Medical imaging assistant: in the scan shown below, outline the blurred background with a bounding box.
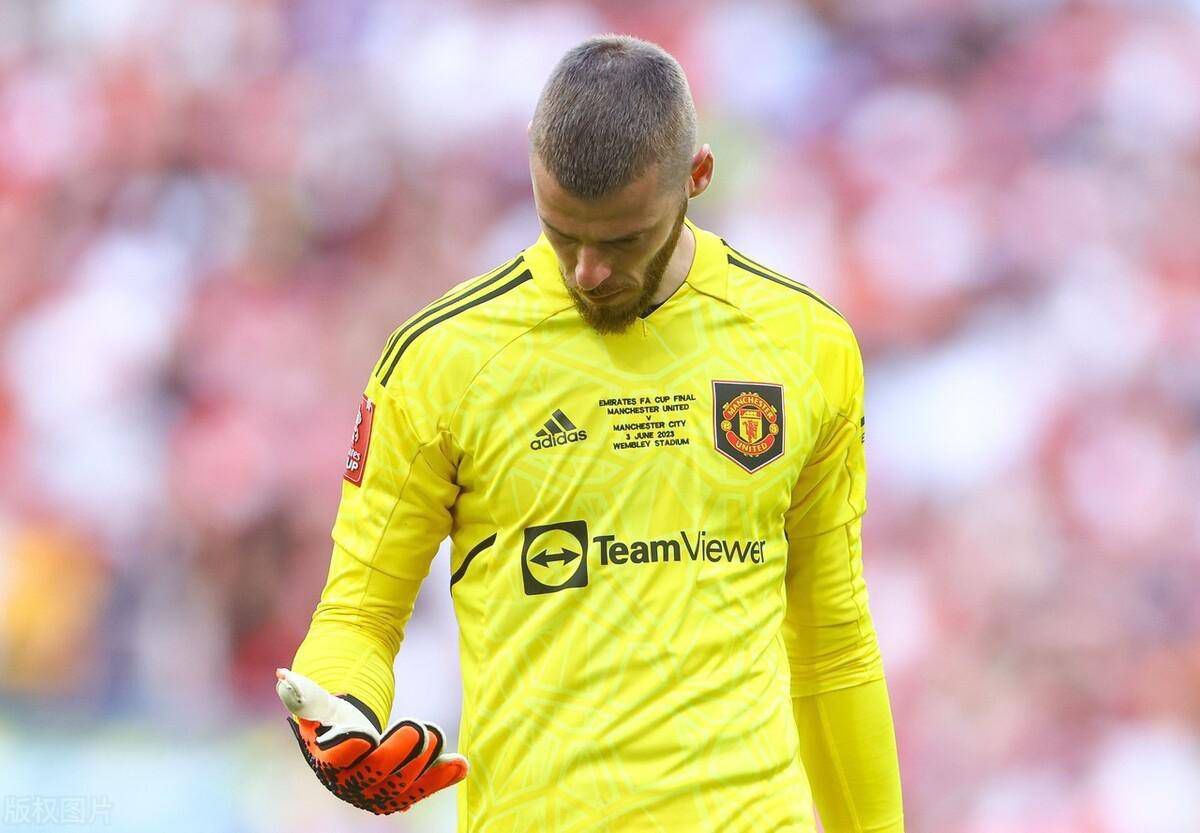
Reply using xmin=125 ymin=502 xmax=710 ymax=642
xmin=1 ymin=0 xmax=1198 ymax=830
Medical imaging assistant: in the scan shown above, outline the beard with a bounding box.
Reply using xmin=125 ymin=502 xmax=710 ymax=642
xmin=565 ymin=201 xmax=688 ymax=334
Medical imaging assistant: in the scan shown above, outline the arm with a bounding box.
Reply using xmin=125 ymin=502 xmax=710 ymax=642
xmin=783 ymin=328 xmax=904 ymax=833
xmin=292 ymin=369 xmax=459 ymax=729
xmin=279 ymin=363 xmax=467 ymax=815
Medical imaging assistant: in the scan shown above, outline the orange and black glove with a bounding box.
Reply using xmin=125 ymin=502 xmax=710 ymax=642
xmin=275 ymin=668 xmax=468 ymax=815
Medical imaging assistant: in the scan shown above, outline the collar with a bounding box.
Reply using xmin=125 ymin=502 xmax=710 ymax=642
xmin=526 ymin=215 xmax=728 ymax=307
xmin=526 ymin=231 xmax=573 ymax=305
xmin=681 ymin=217 xmax=729 ymax=303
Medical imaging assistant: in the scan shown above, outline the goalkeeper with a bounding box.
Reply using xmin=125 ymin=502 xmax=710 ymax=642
xmin=281 ymin=34 xmax=904 ymax=832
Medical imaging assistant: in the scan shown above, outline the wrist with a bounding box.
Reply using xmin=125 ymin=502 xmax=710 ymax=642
xmin=337 ymin=692 xmax=383 ymax=733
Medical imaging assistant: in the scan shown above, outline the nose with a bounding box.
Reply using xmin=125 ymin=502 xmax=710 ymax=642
xmin=574 ymin=246 xmax=612 ymax=291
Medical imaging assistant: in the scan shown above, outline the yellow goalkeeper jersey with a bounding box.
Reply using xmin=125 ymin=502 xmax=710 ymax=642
xmin=293 ymin=219 xmax=900 ymax=832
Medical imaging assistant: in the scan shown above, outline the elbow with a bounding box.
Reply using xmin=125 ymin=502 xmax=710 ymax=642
xmin=787 ymin=621 xmax=885 ymax=696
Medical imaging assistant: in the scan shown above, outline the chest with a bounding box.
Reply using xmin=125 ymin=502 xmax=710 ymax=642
xmin=452 ymin=310 xmax=828 ymax=530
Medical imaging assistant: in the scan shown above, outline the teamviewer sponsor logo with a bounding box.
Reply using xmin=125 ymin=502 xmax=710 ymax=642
xmin=521 ymin=520 xmax=589 ymax=595
xmin=530 ymin=409 xmax=588 ymax=451
xmin=520 ymin=521 xmax=768 ymax=597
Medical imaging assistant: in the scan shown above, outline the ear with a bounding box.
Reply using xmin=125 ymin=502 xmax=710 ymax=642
xmin=687 ymin=144 xmax=714 ymax=199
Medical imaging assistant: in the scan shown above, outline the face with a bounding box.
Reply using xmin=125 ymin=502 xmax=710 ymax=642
xmin=530 ymin=155 xmax=689 ymax=334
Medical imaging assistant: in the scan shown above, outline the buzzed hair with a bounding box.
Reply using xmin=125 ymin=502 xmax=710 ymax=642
xmin=530 ymin=35 xmax=698 ymax=199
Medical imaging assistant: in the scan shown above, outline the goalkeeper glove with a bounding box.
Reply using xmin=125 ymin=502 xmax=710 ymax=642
xmin=275 ymin=668 xmax=468 ymax=815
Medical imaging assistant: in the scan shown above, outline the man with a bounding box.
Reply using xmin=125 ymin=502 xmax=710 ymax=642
xmin=278 ymin=35 xmax=904 ymax=832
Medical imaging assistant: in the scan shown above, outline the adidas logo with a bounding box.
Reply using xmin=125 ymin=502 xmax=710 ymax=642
xmin=530 ymin=409 xmax=588 ymax=451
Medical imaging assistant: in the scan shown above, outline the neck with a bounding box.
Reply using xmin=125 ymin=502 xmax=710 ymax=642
xmin=650 ymin=221 xmax=696 ymax=305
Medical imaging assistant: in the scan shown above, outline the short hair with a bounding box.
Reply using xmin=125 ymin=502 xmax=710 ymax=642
xmin=530 ymin=35 xmax=698 ymax=199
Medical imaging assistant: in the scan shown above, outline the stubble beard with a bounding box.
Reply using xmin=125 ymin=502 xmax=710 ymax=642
xmin=565 ymin=202 xmax=688 ymax=335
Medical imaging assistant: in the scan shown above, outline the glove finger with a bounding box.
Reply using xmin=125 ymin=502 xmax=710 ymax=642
xmin=350 ymin=722 xmax=434 ymax=816
xmin=392 ymin=753 xmax=469 ymax=812
xmin=411 ymin=753 xmax=469 ymax=795
xmin=383 ymin=720 xmax=445 ymax=790
xmin=290 ymin=716 xmax=376 ymax=769
xmin=353 ymin=720 xmax=427 ymax=789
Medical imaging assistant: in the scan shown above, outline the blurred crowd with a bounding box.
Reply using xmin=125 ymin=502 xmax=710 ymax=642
xmin=1 ymin=0 xmax=1198 ymax=831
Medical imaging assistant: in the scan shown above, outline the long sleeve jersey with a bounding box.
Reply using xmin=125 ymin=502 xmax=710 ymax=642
xmin=292 ymin=219 xmax=904 ymax=832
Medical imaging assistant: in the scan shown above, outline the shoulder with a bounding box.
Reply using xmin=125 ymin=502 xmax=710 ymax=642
xmin=720 ymin=238 xmax=862 ymax=413
xmin=372 ymin=253 xmax=540 ymax=388
xmin=367 ymin=252 xmax=547 ymax=430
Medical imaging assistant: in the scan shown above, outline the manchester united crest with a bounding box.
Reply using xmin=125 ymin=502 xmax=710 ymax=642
xmin=712 ymin=381 xmax=785 ymax=473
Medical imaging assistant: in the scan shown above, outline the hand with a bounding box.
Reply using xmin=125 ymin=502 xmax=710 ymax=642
xmin=275 ymin=668 xmax=468 ymax=814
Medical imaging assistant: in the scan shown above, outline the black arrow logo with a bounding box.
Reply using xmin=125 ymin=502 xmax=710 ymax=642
xmin=521 ymin=521 xmax=589 ymax=595
xmin=529 ymin=548 xmax=580 ymax=568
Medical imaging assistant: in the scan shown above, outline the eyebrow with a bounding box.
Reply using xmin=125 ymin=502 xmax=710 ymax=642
xmin=540 ymin=218 xmax=654 ymax=244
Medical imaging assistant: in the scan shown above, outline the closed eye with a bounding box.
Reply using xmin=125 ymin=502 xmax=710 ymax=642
xmin=541 ymin=218 xmax=648 ymax=247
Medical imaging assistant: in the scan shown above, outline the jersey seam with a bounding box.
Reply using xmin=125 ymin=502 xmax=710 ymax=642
xmin=716 ymin=284 xmax=841 ymax=428
xmin=816 ymin=694 xmax=867 ymax=833
xmin=670 ymin=267 xmax=860 ymax=442
xmin=844 ymin=519 xmax=867 ymax=642
xmin=374 ymin=255 xmax=523 ymax=378
xmin=344 ymin=401 xmax=446 ymax=582
xmin=786 ymin=507 xmax=866 ymax=541
xmin=379 ymin=261 xmax=532 ymax=387
xmin=372 ymin=281 xmax=570 ymax=454
xmin=724 ymin=247 xmax=844 ymax=319
xmin=444 ymin=303 xmax=578 ymax=441
xmin=335 ymin=536 xmax=417 ymax=582
xmin=723 ymin=257 xmax=868 ymax=434
xmin=343 ymin=569 xmax=396 ymax=716
xmin=682 ymin=271 xmax=727 ymax=306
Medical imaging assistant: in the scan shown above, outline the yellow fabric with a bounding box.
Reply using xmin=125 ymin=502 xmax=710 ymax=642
xmin=291 ymin=543 xmax=421 ymax=725
xmin=292 ymin=219 xmax=903 ymax=832
xmin=793 ymin=679 xmax=904 ymax=833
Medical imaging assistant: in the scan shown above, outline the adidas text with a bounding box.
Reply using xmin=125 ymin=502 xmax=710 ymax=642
xmin=531 ymin=428 xmax=588 ymax=450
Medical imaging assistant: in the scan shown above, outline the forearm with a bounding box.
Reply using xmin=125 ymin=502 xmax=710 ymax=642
xmin=793 ymin=676 xmax=904 ymax=833
xmin=292 ymin=543 xmax=423 ymax=727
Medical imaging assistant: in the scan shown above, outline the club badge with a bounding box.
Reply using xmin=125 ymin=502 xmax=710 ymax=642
xmin=712 ymin=381 xmax=784 ymax=473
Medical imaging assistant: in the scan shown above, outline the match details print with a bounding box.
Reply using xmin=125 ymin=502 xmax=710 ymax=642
xmin=599 ymin=392 xmax=695 ymax=451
